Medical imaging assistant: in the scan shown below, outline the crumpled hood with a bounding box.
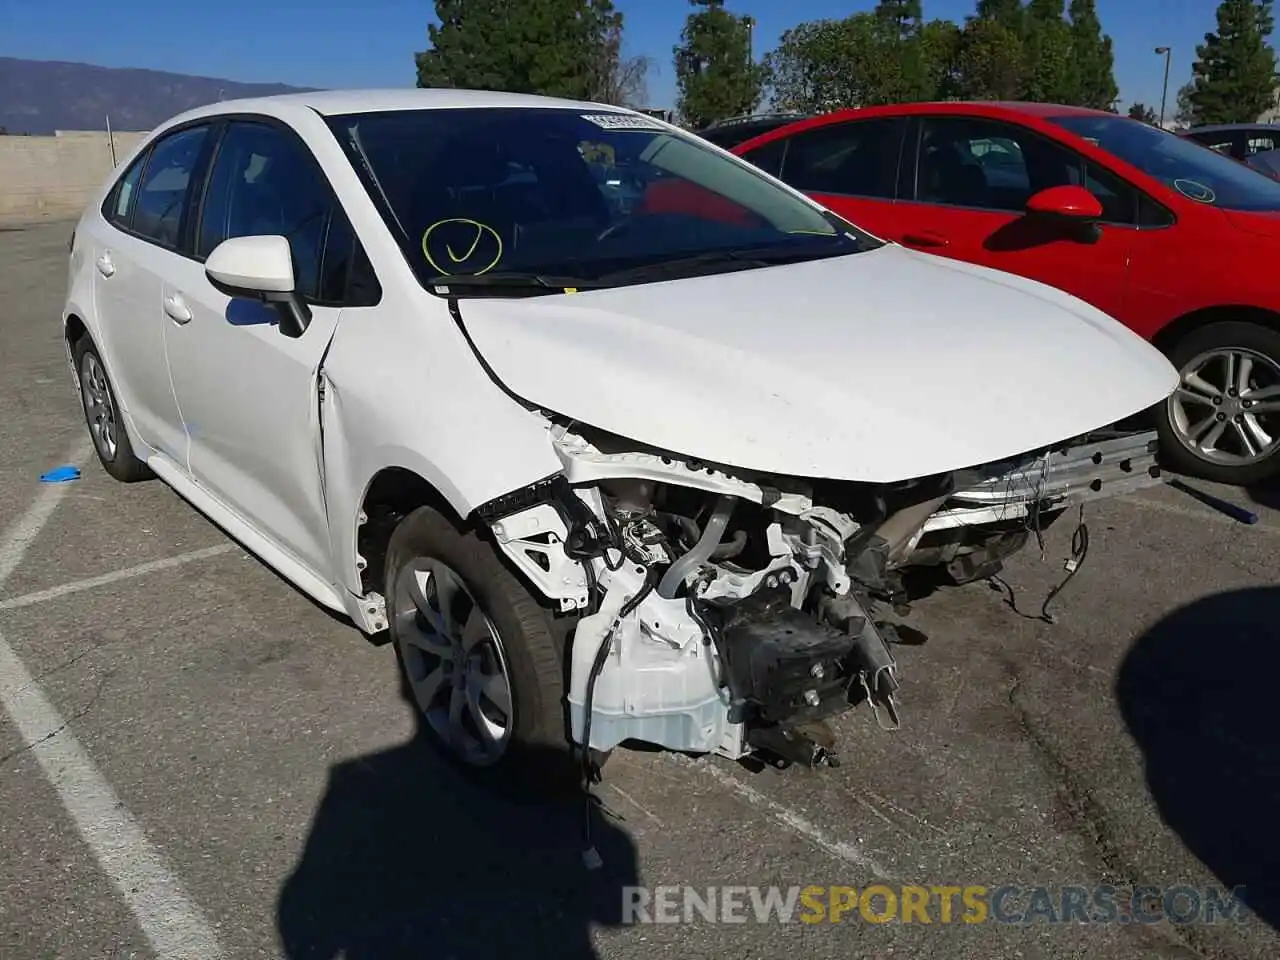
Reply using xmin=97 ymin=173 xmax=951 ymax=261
xmin=454 ymin=244 xmax=1178 ymax=483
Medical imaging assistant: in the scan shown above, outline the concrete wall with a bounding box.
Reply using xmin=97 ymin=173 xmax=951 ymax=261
xmin=0 ymin=130 xmax=150 ymax=223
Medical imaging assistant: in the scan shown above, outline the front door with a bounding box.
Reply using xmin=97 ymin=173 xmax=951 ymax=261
xmin=891 ymin=115 xmax=1134 ymax=321
xmin=159 ymin=118 xmax=355 ymax=577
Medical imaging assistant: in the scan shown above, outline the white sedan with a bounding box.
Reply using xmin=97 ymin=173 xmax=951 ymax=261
xmin=63 ymin=89 xmax=1177 ymax=793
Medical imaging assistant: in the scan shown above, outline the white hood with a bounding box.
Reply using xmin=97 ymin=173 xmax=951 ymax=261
xmin=455 ymin=244 xmax=1178 ymax=483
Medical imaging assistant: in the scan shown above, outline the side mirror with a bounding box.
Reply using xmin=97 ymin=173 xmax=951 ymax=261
xmin=1025 ymin=185 xmax=1104 ymax=222
xmin=205 ymin=235 xmax=311 ymax=338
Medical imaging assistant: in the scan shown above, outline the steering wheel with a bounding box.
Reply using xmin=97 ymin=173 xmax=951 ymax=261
xmin=596 ymin=216 xmax=639 ymax=244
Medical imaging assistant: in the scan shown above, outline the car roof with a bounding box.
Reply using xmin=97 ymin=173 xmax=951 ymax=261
xmin=152 ymin=87 xmax=636 ymax=130
xmin=698 ymin=112 xmax=810 ymax=132
xmin=800 ymin=100 xmax=1114 ymax=124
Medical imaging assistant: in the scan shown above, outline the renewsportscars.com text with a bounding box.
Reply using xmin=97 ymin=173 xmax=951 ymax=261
xmin=622 ymin=884 xmax=1253 ymax=926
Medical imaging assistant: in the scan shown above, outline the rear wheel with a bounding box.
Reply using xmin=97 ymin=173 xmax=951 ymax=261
xmin=385 ymin=505 xmax=584 ymax=798
xmin=73 ymin=336 xmax=152 ymax=483
xmin=1158 ymin=321 xmax=1280 ymax=486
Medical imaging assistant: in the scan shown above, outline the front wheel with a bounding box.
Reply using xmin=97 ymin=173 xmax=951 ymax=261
xmin=385 ymin=505 xmax=584 ymax=798
xmin=1157 ymin=320 xmax=1280 ymax=486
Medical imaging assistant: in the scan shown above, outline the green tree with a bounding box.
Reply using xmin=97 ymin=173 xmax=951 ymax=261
xmin=1127 ymin=102 xmax=1158 ymax=123
xmin=1023 ymin=0 xmax=1075 ymax=102
xmin=874 ymin=0 xmax=924 ymax=98
xmin=920 ymin=18 xmax=965 ymax=99
xmin=955 ymin=16 xmax=1026 ymax=99
xmin=1189 ymin=0 xmax=1279 ymax=124
xmin=974 ymin=0 xmax=1026 ymax=31
xmin=588 ymin=10 xmax=653 ymax=105
xmin=1066 ymin=0 xmax=1119 ymax=109
xmin=415 ymin=0 xmax=621 ymax=100
xmin=765 ymin=16 xmax=878 ymax=112
xmin=1174 ymin=80 xmax=1199 ymax=126
xmin=674 ymin=0 xmax=767 ymax=127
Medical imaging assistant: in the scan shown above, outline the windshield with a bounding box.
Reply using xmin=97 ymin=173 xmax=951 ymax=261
xmin=325 ymin=107 xmax=876 ymax=294
xmin=1051 ymin=114 xmax=1280 ymax=212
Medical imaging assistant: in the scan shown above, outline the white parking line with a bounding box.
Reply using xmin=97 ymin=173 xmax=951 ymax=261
xmin=0 ymin=543 xmax=237 ymax=612
xmin=0 ymin=441 xmax=227 ymax=959
xmin=670 ymin=753 xmax=895 ymax=879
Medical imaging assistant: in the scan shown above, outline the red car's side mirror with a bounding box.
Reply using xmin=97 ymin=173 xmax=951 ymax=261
xmin=1025 ymin=185 xmax=1104 ymax=222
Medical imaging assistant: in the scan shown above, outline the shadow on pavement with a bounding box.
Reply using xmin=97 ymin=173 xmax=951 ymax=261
xmin=1244 ymin=480 xmax=1280 ymax=512
xmin=1115 ymin=587 xmax=1280 ymax=930
xmin=275 ymin=676 xmax=640 ymax=959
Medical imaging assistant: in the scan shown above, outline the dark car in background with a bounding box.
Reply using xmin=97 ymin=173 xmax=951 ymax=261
xmin=1181 ymin=122 xmax=1280 ymax=161
xmin=693 ymin=112 xmax=813 ymax=150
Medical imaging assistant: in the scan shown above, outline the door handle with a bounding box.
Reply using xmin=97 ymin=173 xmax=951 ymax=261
xmin=901 ymin=232 xmax=949 ymax=249
xmin=95 ymin=252 xmax=115 ymax=277
xmin=164 ymin=293 xmax=192 ymax=324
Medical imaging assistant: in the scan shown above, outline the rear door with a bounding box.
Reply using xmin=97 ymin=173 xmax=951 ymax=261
xmin=90 ymin=123 xmax=213 ymax=463
xmin=738 ymin=116 xmax=907 ymax=237
xmin=890 ymin=114 xmax=1134 ymax=319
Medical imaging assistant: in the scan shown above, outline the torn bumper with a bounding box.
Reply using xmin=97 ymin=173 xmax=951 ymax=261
xmin=921 ymin=430 xmax=1162 ymax=534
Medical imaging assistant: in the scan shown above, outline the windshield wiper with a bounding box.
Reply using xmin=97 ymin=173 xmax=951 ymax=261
xmin=427 ymin=272 xmax=604 ymax=295
xmin=595 ymin=243 xmax=856 ymax=285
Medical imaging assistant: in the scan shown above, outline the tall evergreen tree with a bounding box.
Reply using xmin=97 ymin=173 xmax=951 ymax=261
xmin=1023 ymin=0 xmax=1074 ymax=102
xmin=1189 ymin=0 xmax=1279 ymax=124
xmin=1066 ymin=0 xmax=1119 ymax=109
xmin=974 ymin=0 xmax=1026 ymax=31
xmin=956 ymin=16 xmax=1026 ymax=100
xmin=674 ymin=0 xmax=767 ymax=127
xmin=415 ymin=0 xmax=620 ymax=100
xmin=1174 ymin=80 xmax=1199 ymax=127
xmin=873 ymin=0 xmax=932 ymax=100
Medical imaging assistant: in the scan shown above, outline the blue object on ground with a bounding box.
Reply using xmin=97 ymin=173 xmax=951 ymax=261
xmin=1166 ymin=478 xmax=1260 ymax=525
xmin=39 ymin=465 xmax=81 ymax=484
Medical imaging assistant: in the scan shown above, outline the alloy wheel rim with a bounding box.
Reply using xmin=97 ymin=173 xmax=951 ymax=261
xmin=80 ymin=353 xmax=118 ymax=461
xmin=1168 ymin=347 xmax=1280 ymax=467
xmin=392 ymin=558 xmax=514 ymax=767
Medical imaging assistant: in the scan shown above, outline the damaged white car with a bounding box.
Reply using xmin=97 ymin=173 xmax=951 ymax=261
xmin=62 ymin=90 xmax=1178 ymax=791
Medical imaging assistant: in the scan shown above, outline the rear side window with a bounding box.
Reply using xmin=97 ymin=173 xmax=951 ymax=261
xmin=739 ymin=138 xmax=787 ymax=178
xmin=774 ymin=119 xmax=904 ymax=199
xmin=104 ymin=153 xmax=148 ymax=228
xmin=131 ymin=125 xmax=211 ymax=248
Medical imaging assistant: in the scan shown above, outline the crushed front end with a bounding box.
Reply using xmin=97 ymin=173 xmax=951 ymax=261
xmin=478 ymin=422 xmax=1164 ymax=770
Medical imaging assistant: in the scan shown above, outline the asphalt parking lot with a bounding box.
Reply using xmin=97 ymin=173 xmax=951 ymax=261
xmin=2 ymin=218 xmax=1278 ymax=960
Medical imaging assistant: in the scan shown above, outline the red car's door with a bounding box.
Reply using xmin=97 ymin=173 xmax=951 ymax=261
xmin=889 ymin=115 xmax=1134 ymax=320
xmin=737 ymin=115 xmax=908 ymax=239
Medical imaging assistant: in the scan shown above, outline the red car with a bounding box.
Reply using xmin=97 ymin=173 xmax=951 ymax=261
xmin=731 ymin=101 xmax=1280 ymax=486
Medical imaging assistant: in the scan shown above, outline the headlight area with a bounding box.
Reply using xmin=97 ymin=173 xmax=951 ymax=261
xmin=477 ymin=426 xmax=959 ymax=770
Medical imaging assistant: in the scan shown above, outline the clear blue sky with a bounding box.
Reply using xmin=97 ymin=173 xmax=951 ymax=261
xmin=0 ymin=0 xmax=1238 ymax=114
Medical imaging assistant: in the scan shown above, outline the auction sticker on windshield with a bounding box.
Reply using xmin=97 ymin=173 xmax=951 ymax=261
xmin=581 ymin=113 xmax=667 ymax=131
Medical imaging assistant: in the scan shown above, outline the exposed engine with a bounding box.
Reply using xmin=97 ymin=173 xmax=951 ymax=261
xmin=478 ymin=420 xmax=1163 ymax=769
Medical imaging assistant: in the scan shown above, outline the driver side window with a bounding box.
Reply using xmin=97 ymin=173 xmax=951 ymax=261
xmin=915 ymin=117 xmax=1077 ymax=212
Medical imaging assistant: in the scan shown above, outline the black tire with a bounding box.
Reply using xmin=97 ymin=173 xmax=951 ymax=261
xmin=72 ymin=335 xmax=153 ymax=483
xmin=1157 ymin=321 xmax=1280 ymax=486
xmin=385 ymin=505 xmax=585 ymax=800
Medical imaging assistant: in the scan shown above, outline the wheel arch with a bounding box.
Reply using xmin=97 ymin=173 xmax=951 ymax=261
xmin=354 ymin=465 xmax=474 ymax=599
xmin=1151 ymin=305 xmax=1280 ymax=357
xmin=64 ymin=312 xmax=89 ymax=351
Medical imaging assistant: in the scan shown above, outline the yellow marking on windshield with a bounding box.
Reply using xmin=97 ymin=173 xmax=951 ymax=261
xmin=421 ymin=219 xmax=504 ymax=276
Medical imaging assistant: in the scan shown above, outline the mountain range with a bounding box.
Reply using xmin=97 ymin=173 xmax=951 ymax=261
xmin=0 ymin=57 xmax=318 ymax=135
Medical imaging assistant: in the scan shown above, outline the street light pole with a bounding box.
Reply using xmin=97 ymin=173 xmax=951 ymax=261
xmin=1155 ymin=46 xmax=1172 ymax=128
